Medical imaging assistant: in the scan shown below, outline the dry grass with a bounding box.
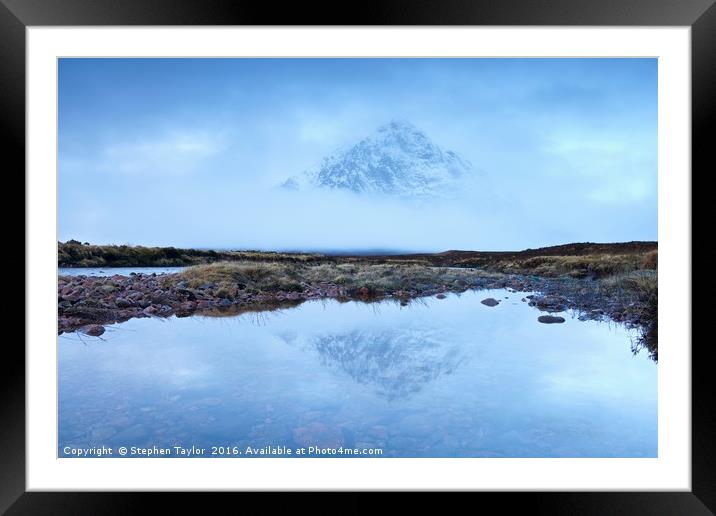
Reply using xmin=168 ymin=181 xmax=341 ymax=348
xmin=176 ymin=262 xmax=307 ymax=293
xmin=173 ymin=261 xmax=500 ymax=296
xmin=58 ymin=241 xmax=326 ymax=268
xmin=480 ymin=253 xmax=648 ymax=278
xmin=641 ymin=249 xmax=658 ymax=270
xmin=576 ymin=269 xmax=658 ymax=360
xmin=605 ymin=270 xmax=658 ymax=360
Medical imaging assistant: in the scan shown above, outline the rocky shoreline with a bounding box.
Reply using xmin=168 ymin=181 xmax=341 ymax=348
xmin=58 ymin=269 xmax=653 ymax=344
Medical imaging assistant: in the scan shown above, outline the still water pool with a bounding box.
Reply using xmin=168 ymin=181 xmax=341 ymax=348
xmin=58 ymin=289 xmax=657 ymax=458
xmin=58 ymin=266 xmax=186 ymax=277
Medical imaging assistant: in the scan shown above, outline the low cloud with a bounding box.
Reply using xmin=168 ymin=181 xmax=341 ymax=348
xmin=102 ymin=129 xmax=225 ymax=176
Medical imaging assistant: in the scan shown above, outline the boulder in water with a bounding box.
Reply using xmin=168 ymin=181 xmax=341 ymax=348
xmin=538 ymin=315 xmax=565 ymax=324
xmin=81 ymin=324 xmax=105 ymax=336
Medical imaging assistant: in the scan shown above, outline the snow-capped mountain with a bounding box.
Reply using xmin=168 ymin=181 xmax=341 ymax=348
xmin=281 ymin=120 xmax=475 ymax=198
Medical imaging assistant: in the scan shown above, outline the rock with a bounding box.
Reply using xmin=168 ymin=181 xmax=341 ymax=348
xmin=61 ymin=291 xmax=82 ymax=302
xmin=81 ymin=324 xmax=105 ymax=336
xmin=531 ymin=294 xmax=566 ymax=312
xmin=143 ymin=306 xmax=158 ymax=316
xmin=436 ymin=293 xmax=446 ymax=299
xmin=115 ymin=297 xmax=131 ymax=308
xmin=115 ymin=310 xmax=132 ymax=322
xmin=538 ymin=315 xmax=566 ymax=324
xmin=178 ymin=289 xmax=196 ymax=301
xmin=180 ymin=301 xmax=197 ymax=311
xmin=481 ymin=298 xmax=499 ymax=307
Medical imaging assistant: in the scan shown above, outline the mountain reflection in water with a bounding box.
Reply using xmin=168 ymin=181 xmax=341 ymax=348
xmin=281 ymin=328 xmax=465 ymax=401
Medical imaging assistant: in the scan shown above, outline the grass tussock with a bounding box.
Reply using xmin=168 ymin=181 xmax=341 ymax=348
xmin=176 ymin=262 xmax=307 ymax=293
xmin=600 ymin=269 xmax=657 ymax=294
xmin=606 ymin=270 xmax=658 ymax=360
xmin=638 ymin=286 xmax=658 ymax=360
xmin=478 ymin=253 xmax=649 ymax=278
xmin=173 ymin=261 xmax=499 ymax=297
xmin=568 ymin=269 xmax=657 ymax=360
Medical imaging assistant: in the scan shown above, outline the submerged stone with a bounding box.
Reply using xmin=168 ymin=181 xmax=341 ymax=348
xmin=538 ymin=315 xmax=566 ymax=324
xmin=481 ymin=298 xmax=499 ymax=307
xmin=81 ymin=324 xmax=105 ymax=336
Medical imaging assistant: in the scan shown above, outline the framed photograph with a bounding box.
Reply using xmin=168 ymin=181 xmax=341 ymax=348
xmin=5 ymin=0 xmax=712 ymax=511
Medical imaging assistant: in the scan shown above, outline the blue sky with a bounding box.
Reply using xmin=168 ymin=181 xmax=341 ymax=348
xmin=58 ymin=58 xmax=657 ymax=251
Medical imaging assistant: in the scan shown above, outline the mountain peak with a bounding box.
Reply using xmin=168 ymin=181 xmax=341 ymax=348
xmin=379 ymin=118 xmax=419 ymax=132
xmin=282 ymin=120 xmax=475 ymax=198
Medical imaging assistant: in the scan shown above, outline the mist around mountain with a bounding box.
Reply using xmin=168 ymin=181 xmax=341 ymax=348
xmin=57 ymin=111 xmax=655 ymax=252
xmin=281 ymin=120 xmax=479 ymax=200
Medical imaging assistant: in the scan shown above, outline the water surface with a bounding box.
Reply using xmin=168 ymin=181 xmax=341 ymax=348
xmin=58 ymin=289 xmax=657 ymax=458
xmin=59 ymin=266 xmax=186 ymax=277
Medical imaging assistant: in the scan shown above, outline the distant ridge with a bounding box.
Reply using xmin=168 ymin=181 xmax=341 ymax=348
xmin=58 ymin=240 xmax=657 ymax=267
xmin=438 ymin=241 xmax=658 ymax=257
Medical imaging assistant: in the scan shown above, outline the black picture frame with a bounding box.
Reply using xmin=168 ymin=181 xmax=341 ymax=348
xmin=3 ymin=0 xmax=712 ymax=512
